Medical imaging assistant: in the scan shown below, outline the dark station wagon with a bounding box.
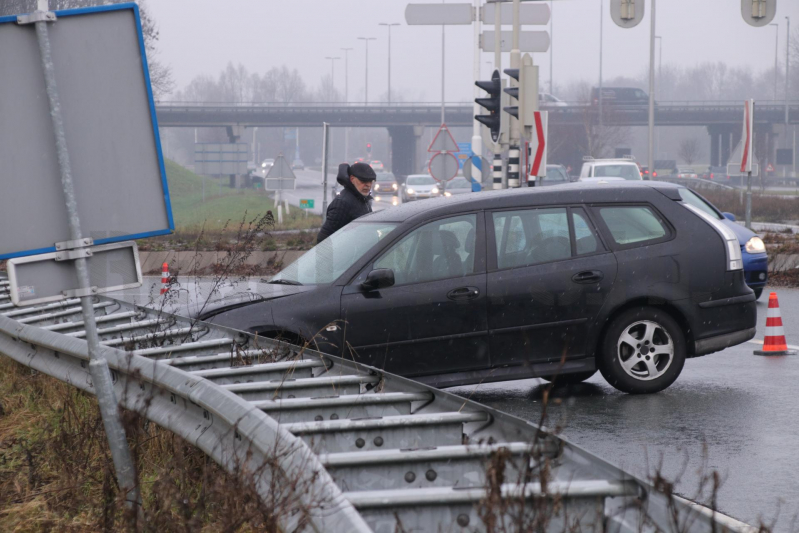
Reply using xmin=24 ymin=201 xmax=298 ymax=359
xmin=200 ymin=182 xmax=757 ymax=394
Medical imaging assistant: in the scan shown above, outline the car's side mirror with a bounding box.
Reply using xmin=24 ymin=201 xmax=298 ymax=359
xmin=723 ymin=212 xmax=737 ymax=222
xmin=361 ymin=269 xmax=395 ymax=291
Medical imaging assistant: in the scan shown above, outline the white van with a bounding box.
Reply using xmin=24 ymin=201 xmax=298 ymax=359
xmin=579 ymin=157 xmax=642 ymax=183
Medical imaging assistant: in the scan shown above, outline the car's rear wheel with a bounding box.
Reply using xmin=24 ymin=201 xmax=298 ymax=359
xmin=598 ymin=307 xmax=686 ymax=394
xmin=539 ymin=370 xmax=597 ymax=386
xmin=754 ymin=288 xmax=763 ymax=300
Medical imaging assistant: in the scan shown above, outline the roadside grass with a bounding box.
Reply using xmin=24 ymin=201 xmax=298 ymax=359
xmin=165 ymin=159 xmax=322 ymax=232
xmin=0 ymin=357 xmax=281 ymax=532
xmin=699 ymin=189 xmax=799 ymax=222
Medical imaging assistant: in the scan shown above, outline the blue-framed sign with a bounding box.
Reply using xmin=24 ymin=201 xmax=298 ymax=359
xmin=0 ymin=3 xmax=174 ymax=260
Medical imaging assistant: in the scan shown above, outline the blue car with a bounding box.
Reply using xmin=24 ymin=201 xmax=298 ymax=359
xmin=679 ymin=188 xmax=768 ymax=299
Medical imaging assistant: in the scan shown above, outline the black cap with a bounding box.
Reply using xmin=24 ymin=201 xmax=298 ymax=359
xmin=350 ymin=162 xmax=377 ymax=181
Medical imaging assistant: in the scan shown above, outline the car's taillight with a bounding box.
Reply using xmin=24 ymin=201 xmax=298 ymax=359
xmin=653 ymin=171 xmax=657 ymax=177
xmin=710 ymin=173 xmax=714 ymax=179
xmin=684 ymin=204 xmax=743 ymax=271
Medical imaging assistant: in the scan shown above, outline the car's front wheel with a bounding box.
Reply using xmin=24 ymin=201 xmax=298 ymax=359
xmin=598 ymin=307 xmax=686 ymax=394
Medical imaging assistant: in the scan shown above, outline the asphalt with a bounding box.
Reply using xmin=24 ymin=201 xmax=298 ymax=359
xmin=448 ymin=288 xmax=799 ymax=530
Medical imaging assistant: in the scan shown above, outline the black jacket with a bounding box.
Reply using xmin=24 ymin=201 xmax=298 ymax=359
xmin=316 ymin=167 xmax=373 ymax=243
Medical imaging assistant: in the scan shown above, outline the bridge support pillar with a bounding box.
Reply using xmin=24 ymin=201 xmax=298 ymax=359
xmin=708 ymin=127 xmax=721 ymax=167
xmin=226 ymin=125 xmax=245 ymax=188
xmin=388 ymin=126 xmax=424 ymax=179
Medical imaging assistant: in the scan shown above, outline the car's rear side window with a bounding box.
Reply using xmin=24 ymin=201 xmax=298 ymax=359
xmin=598 ymin=206 xmax=667 ymax=245
xmin=493 ymin=208 xmax=570 ymax=269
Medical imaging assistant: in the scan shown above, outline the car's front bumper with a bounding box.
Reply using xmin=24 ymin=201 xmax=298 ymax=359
xmin=742 ymin=251 xmax=768 ymax=289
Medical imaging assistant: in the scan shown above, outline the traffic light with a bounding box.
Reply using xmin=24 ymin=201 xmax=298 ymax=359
xmin=503 ymin=54 xmax=538 ymax=133
xmin=475 ymin=70 xmax=502 ymax=142
xmin=366 ymin=142 xmax=372 ymax=155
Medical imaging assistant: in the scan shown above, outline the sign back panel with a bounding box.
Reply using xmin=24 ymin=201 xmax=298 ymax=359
xmin=0 ymin=4 xmax=173 ymax=260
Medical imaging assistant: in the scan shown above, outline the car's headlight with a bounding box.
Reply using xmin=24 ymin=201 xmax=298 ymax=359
xmin=406 ymin=188 xmax=415 ymax=194
xmin=444 ymin=191 xmax=452 ymax=197
xmin=374 ymin=183 xmax=380 ymax=190
xmin=392 ymin=198 xmax=399 ymax=206
xmin=431 ymin=186 xmax=439 ymax=194
xmin=375 ymin=195 xmax=381 ymax=202
xmin=392 ymin=183 xmax=397 ymax=190
xmin=745 ymin=236 xmax=766 ymax=254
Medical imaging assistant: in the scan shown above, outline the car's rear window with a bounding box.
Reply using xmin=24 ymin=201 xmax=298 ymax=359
xmin=594 ymin=164 xmax=641 ymax=180
xmin=598 ymin=206 xmax=667 ymax=245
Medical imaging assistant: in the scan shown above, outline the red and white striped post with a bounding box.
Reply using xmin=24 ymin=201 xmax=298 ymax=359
xmin=159 ymin=262 xmax=169 ymax=295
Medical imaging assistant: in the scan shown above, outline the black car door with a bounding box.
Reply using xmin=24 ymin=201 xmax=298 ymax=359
xmin=487 ymin=206 xmax=617 ymax=368
xmin=340 ymin=212 xmax=489 ymax=377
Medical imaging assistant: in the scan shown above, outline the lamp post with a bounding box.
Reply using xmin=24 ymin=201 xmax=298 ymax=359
xmin=379 ymin=23 xmax=400 ymax=104
xmin=549 ymin=0 xmax=554 ymax=95
xmin=655 ymin=35 xmax=661 ymax=160
xmin=769 ymin=23 xmax=779 ymax=101
xmin=357 ymin=37 xmax=376 ymax=104
xmin=647 ymin=0 xmax=657 ymax=177
xmin=324 ymin=56 xmax=340 ymax=100
xmin=598 ymin=0 xmax=603 ymax=125
xmin=341 ymin=47 xmax=353 ymax=162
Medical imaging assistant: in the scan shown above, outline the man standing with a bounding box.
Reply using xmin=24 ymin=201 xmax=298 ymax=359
xmin=317 ymin=162 xmax=376 ymax=243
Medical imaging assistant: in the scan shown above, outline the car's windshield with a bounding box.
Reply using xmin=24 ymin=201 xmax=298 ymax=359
xmin=272 ymin=222 xmax=398 ymax=284
xmin=376 ymin=173 xmax=395 ymax=182
xmin=448 ymin=179 xmax=470 ymax=189
xmin=407 ymin=176 xmax=435 ymax=186
xmin=594 ymin=164 xmax=641 ymax=180
xmin=678 ymin=188 xmax=723 ymax=220
xmin=547 ymin=167 xmax=567 ymax=181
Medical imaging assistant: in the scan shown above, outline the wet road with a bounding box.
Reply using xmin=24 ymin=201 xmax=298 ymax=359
xmin=448 ymin=288 xmax=799 ymax=529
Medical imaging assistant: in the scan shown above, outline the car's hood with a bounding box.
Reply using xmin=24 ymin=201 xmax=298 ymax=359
xmin=721 ymin=218 xmax=758 ymax=246
xmin=186 ymin=283 xmax=316 ymax=320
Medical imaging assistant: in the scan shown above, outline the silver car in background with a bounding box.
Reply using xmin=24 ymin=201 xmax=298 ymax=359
xmin=401 ymin=174 xmax=441 ymax=201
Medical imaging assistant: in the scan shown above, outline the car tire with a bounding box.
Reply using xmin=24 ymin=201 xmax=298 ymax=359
xmin=598 ymin=307 xmax=686 ymax=394
xmin=754 ymin=288 xmax=763 ymax=300
xmin=539 ymin=370 xmax=597 ymax=386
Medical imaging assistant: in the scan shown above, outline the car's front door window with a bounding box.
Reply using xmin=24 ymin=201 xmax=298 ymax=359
xmin=375 ymin=214 xmax=477 ymax=285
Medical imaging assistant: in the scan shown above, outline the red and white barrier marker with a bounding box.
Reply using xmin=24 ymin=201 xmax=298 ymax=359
xmin=754 ymin=292 xmax=797 ymax=356
xmin=160 ymin=262 xmax=169 ymax=295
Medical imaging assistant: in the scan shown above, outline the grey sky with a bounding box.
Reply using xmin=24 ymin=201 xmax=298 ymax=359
xmin=148 ymin=0 xmax=799 ymax=102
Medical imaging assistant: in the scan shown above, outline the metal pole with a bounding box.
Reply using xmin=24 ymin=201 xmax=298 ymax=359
xmin=341 ymin=47 xmax=352 ymax=161
xmin=507 ymin=0 xmax=521 ymax=188
xmin=493 ymin=0 xmax=503 ymax=190
xmin=549 ymin=0 xmax=553 ymax=95
xmin=388 ymin=26 xmax=392 ymax=104
xmin=598 ymin=0 xmax=603 ymax=126
xmin=441 ymin=22 xmax=446 ymax=124
xmin=655 ymin=35 xmax=661 ymax=160
xmin=746 ymin=171 xmax=752 ymax=229
xmin=322 ymin=122 xmax=330 ymax=221
xmin=470 ymin=0 xmax=482 ymax=190
xmin=648 ymin=0 xmax=656 ymax=177
xmin=358 ymin=37 xmax=375 ymax=104
xmin=770 ymin=23 xmax=779 ymax=101
xmin=31 ymin=7 xmax=139 ymax=508
xmin=785 ymin=17 xmax=791 ymax=178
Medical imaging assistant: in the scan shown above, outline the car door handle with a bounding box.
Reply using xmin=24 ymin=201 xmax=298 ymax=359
xmin=447 ymin=287 xmax=480 ymax=301
xmin=572 ymin=270 xmax=603 ymax=284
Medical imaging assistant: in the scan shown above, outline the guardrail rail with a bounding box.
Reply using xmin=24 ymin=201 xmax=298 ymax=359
xmin=0 ymin=279 xmax=745 ymax=532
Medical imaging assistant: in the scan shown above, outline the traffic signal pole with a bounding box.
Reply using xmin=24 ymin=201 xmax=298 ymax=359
xmin=494 ymin=1 xmax=505 ymax=190
xmin=507 ymin=0 xmax=522 ymax=188
xmin=471 ymin=0 xmax=482 ymax=189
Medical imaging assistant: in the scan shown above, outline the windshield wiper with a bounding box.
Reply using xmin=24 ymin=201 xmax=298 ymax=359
xmin=267 ymin=279 xmax=303 ymax=286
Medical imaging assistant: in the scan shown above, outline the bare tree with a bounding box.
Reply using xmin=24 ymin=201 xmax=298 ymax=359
xmin=0 ymin=0 xmax=174 ymax=98
xmin=678 ymin=138 xmax=701 ymax=165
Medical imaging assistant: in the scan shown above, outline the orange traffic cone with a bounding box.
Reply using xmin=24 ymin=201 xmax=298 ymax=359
xmin=754 ymin=292 xmax=797 ymax=356
xmin=160 ymin=262 xmax=170 ymax=295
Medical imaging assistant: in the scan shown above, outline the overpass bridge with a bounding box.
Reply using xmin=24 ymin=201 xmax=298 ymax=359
xmin=156 ymin=101 xmax=799 ymax=177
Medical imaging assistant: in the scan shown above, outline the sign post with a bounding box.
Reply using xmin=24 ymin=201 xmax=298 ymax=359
xmin=741 ymin=99 xmax=755 ymax=229
xmin=0 ymin=2 xmax=175 ymax=507
xmin=265 ymin=153 xmax=297 ymax=225
xmin=427 ymin=124 xmax=460 ymax=187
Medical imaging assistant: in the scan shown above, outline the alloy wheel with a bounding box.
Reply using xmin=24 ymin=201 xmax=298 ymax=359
xmin=616 ymin=320 xmax=674 ymax=381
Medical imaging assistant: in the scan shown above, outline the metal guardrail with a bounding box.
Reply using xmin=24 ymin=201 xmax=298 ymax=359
xmin=0 ymin=280 xmax=748 ymax=532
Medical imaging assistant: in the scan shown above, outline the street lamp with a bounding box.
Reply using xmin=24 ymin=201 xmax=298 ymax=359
xmin=324 ymin=56 xmax=340 ymax=101
xmin=549 ymin=0 xmax=554 ymax=95
xmin=769 ymin=23 xmax=779 ymax=101
xmin=357 ymin=37 xmax=376 ymax=104
xmin=379 ymin=23 xmax=400 ymax=104
xmin=340 ymin=47 xmax=353 ymax=103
